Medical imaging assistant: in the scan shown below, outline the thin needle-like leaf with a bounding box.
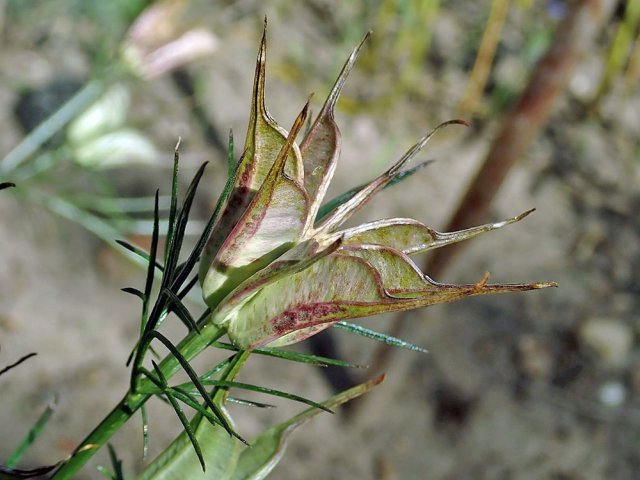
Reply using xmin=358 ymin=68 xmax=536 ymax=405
xmin=141 ymin=405 xmax=149 ymax=461
xmin=199 ymin=355 xmax=234 ymax=381
xmin=0 ymin=463 xmax=59 ymax=478
xmin=170 ymin=197 xmax=223 ymax=292
xmin=96 ymin=465 xmax=116 ymax=479
xmin=0 ymin=352 xmax=37 ymax=377
xmin=211 ymin=342 xmax=363 ymax=369
xmin=164 ymin=140 xmax=181 ymax=265
xmin=125 ymin=194 xmax=161 ymax=370
xmin=163 ymin=288 xmax=200 ymax=333
xmin=166 ymin=387 xmax=226 ymax=430
xmin=106 ymin=444 xmax=124 ymax=480
xmin=6 ymin=397 xmax=56 ymax=468
xmin=334 ymin=321 xmax=428 ymax=353
xmin=177 ymin=275 xmax=199 ymax=300
xmin=163 ymin=161 xmax=209 ymax=289
xmin=142 ymin=192 xmax=161 ymax=335
xmin=227 ymin=397 xmax=276 ymax=409
xmin=115 ymin=240 xmax=164 ymax=272
xmin=121 ymin=287 xmax=145 ymax=302
xmin=152 ymin=361 xmax=206 ymax=472
xmin=147 ymin=331 xmax=247 ymax=445
xmin=130 ymin=164 xmax=212 ymax=382
xmin=190 ymin=379 xmax=333 ymax=413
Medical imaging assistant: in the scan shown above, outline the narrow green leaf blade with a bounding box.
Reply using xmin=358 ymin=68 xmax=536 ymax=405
xmin=163 ymin=162 xmax=208 ymax=288
xmin=0 ymin=463 xmax=59 ymax=478
xmin=227 ymin=397 xmax=275 ymax=409
xmin=168 ymin=388 xmax=225 ymax=429
xmin=138 ymin=192 xmax=161 ymax=339
xmin=163 ymin=288 xmax=200 ymax=333
xmin=141 ymin=405 xmax=149 ymax=461
xmin=152 ymin=362 xmax=206 ymax=472
xmin=145 ymin=192 xmax=161 ymax=301
xmin=106 ymin=444 xmax=124 ymax=480
xmin=212 ymin=342 xmax=363 ymax=369
xmin=96 ymin=465 xmax=116 ymax=479
xmin=148 ymin=332 xmax=246 ymax=444
xmin=176 ymin=274 xmax=199 ymax=300
xmin=164 ymin=142 xmax=181 ymax=265
xmin=6 ymin=397 xmax=56 ymax=468
xmin=121 ymin=287 xmax=145 ymax=301
xmin=231 ymin=375 xmax=384 ymax=480
xmin=197 ymin=380 xmax=332 ymax=413
xmin=115 ymin=240 xmax=164 ymax=272
xmin=334 ymin=321 xmax=427 ymax=353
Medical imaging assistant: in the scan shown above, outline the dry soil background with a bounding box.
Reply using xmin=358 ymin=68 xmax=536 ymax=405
xmin=2 ymin=1 xmax=640 ymax=479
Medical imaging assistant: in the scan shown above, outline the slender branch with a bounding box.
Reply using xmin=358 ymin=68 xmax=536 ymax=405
xmin=51 ymin=324 xmax=225 ymax=479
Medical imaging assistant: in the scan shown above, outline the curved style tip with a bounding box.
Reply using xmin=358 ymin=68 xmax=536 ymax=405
xmin=323 ymin=31 xmax=371 ymax=112
xmin=299 ymin=100 xmax=311 ymax=125
xmin=438 ymin=118 xmax=469 ymax=129
xmin=390 ymin=119 xmax=470 ymax=175
xmin=516 ymin=208 xmax=536 ymax=221
xmin=174 ymin=136 xmax=182 ymax=152
xmin=358 ymin=30 xmax=372 ymax=49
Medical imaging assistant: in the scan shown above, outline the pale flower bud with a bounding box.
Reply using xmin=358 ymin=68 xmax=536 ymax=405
xmin=121 ymin=1 xmax=217 ymax=79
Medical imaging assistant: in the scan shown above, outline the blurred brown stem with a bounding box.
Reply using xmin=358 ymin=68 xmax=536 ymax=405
xmin=369 ymin=0 xmax=616 ymax=376
xmin=427 ymin=0 xmax=615 ymax=278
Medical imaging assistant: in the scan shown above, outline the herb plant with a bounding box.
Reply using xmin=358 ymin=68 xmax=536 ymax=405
xmin=1 ymin=21 xmax=555 ymax=480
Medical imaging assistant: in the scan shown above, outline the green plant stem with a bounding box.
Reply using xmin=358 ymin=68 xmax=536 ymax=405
xmin=1 ymin=81 xmax=103 ymax=175
xmin=52 ymin=323 xmax=225 ymax=479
